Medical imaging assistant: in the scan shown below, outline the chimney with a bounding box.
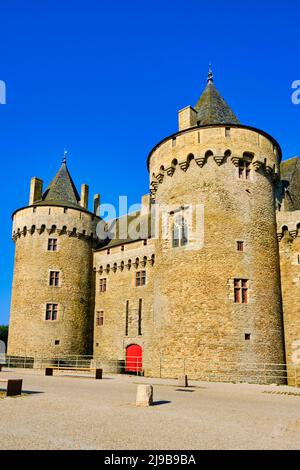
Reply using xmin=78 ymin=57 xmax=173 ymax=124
xmin=80 ymin=184 xmax=89 ymax=210
xmin=93 ymin=194 xmax=100 ymax=216
xmin=29 ymin=177 xmax=43 ymax=205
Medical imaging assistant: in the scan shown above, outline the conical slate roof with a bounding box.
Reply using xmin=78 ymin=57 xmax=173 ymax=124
xmin=194 ymin=70 xmax=240 ymax=126
xmin=41 ymin=158 xmax=80 ymax=207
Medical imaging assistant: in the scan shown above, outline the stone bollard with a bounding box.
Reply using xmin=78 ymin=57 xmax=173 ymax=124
xmin=178 ymin=374 xmax=188 ymax=387
xmin=136 ymin=385 xmax=153 ymax=407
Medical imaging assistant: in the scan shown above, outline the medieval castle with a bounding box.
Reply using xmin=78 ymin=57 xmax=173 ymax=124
xmin=7 ymin=70 xmax=300 ymax=384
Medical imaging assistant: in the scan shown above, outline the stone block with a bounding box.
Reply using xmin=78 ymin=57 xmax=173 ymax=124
xmin=178 ymin=374 xmax=188 ymax=387
xmin=136 ymin=384 xmax=153 ymax=407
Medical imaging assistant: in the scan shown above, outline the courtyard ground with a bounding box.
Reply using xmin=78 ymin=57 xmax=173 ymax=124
xmin=0 ymin=368 xmax=300 ymax=450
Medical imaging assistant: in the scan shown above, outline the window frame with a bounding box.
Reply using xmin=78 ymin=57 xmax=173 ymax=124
xmin=45 ymin=303 xmax=58 ymax=321
xmin=136 ymin=270 xmax=146 ymax=287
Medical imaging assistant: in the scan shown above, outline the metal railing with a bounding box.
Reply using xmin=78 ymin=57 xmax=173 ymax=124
xmin=2 ymin=355 xmax=300 ymax=386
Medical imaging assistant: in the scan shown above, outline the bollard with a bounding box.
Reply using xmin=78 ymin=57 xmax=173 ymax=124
xmin=178 ymin=374 xmax=188 ymax=387
xmin=136 ymin=384 xmax=153 ymax=407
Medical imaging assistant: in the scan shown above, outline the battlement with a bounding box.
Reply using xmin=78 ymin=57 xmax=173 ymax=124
xmin=277 ymin=209 xmax=300 ymax=240
xmin=12 ymin=205 xmax=100 ymax=243
xmin=148 ymin=126 xmax=280 ymax=199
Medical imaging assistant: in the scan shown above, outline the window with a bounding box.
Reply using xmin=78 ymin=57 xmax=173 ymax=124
xmin=125 ymin=300 xmax=129 ymax=336
xmin=54 ymin=340 xmax=60 ymax=345
xmin=48 ymin=238 xmax=57 ymax=251
xmin=172 ymin=215 xmax=188 ymax=248
xmin=172 ymin=137 xmax=176 ymax=147
xmin=45 ymin=303 xmax=58 ymax=321
xmin=245 ymin=333 xmax=251 ymax=341
xmin=49 ymin=271 xmax=60 ymax=287
xmin=136 ymin=271 xmax=146 ymax=287
xmin=298 ymin=254 xmax=300 ymax=265
xmin=121 ymin=245 xmax=125 ymax=252
xmin=138 ymin=299 xmax=142 ymax=336
xmin=238 ymin=160 xmax=251 ymax=180
xmin=96 ymin=311 xmax=104 ymax=326
xmin=99 ymin=278 xmax=107 ymax=292
xmin=225 ymin=127 xmax=231 ymax=137
xmin=234 ymin=279 xmax=249 ymax=304
xmin=237 ymin=241 xmax=244 ymax=252
xmin=107 ymin=249 xmax=110 ymax=255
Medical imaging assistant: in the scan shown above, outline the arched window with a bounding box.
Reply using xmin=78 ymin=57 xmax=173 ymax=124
xmin=172 ymin=214 xmax=189 ymax=248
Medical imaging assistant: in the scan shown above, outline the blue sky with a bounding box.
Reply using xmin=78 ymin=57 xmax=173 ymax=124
xmin=0 ymin=0 xmax=299 ymax=325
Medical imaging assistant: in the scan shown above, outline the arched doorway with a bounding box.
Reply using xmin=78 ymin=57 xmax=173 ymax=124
xmin=125 ymin=344 xmax=143 ymax=373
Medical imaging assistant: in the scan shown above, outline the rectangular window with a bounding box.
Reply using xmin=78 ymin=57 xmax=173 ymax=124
xmin=138 ymin=299 xmax=142 ymax=336
xmin=99 ymin=278 xmax=107 ymax=292
xmin=237 ymin=241 xmax=244 ymax=252
xmin=125 ymin=300 xmax=129 ymax=336
xmin=48 ymin=238 xmax=57 ymax=251
xmin=96 ymin=311 xmax=104 ymax=326
xmin=136 ymin=271 xmax=146 ymax=287
xmin=45 ymin=303 xmax=58 ymax=321
xmin=238 ymin=160 xmax=251 ymax=180
xmin=234 ymin=279 xmax=249 ymax=304
xmin=225 ymin=127 xmax=231 ymax=137
xmin=298 ymin=254 xmax=300 ymax=265
xmin=49 ymin=271 xmax=60 ymax=287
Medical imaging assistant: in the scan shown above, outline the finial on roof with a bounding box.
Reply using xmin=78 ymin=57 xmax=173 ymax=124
xmin=62 ymin=149 xmax=67 ymax=164
xmin=207 ymin=64 xmax=213 ymax=83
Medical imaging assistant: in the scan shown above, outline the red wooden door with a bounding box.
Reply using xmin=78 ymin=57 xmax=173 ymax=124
xmin=126 ymin=344 xmax=142 ymax=373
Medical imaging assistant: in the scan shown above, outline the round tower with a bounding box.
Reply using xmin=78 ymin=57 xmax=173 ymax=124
xmin=8 ymin=156 xmax=100 ymax=358
xmin=147 ymin=71 xmax=286 ymax=383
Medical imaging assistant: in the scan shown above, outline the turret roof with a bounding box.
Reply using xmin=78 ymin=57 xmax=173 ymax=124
xmin=194 ymin=68 xmax=240 ymax=126
xmin=38 ymin=157 xmax=81 ymax=208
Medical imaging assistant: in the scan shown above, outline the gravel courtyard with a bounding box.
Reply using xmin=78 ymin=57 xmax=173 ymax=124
xmin=0 ymin=368 xmax=300 ymax=450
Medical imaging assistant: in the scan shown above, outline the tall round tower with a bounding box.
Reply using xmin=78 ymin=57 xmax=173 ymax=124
xmin=147 ymin=70 xmax=286 ymax=382
xmin=8 ymin=156 xmax=100 ymax=358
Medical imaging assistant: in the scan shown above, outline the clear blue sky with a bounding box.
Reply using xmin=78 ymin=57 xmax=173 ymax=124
xmin=0 ymin=0 xmax=299 ymax=325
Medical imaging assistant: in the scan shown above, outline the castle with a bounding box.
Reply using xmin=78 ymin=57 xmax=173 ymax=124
xmin=7 ymin=70 xmax=300 ymax=384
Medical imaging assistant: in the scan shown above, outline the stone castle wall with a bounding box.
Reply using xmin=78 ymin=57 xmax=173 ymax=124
xmin=277 ymin=210 xmax=300 ymax=383
xmin=93 ymin=239 xmax=156 ymax=370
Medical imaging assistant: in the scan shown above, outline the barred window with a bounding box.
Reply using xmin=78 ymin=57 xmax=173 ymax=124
xmin=48 ymin=238 xmax=57 ymax=251
xmin=45 ymin=303 xmax=58 ymax=321
xmin=136 ymin=271 xmax=146 ymax=287
xmin=99 ymin=278 xmax=107 ymax=292
xmin=49 ymin=271 xmax=60 ymax=287
xmin=234 ymin=279 xmax=249 ymax=304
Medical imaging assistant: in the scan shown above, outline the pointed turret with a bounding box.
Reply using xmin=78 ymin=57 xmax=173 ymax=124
xmin=194 ymin=67 xmax=240 ymax=126
xmin=40 ymin=155 xmax=80 ymax=207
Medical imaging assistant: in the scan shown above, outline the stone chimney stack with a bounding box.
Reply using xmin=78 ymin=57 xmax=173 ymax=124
xmin=29 ymin=177 xmax=43 ymax=205
xmin=80 ymin=184 xmax=89 ymax=210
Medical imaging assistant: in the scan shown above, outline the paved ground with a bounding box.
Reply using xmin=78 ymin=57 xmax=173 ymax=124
xmin=0 ymin=368 xmax=300 ymax=450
